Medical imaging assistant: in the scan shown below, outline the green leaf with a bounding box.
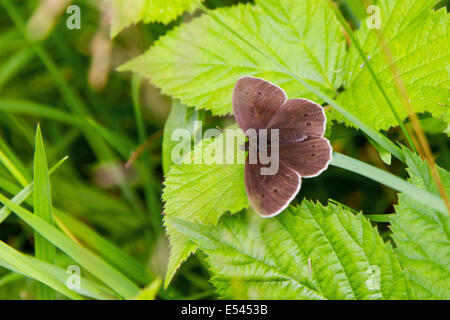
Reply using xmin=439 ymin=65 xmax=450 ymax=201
xmin=108 ymin=0 xmax=201 ymax=37
xmin=390 ymin=148 xmax=450 ymax=299
xmin=33 ymin=125 xmax=56 ymax=300
xmin=120 ymin=0 xmax=346 ymax=116
xmin=0 ymin=193 xmax=140 ymax=299
xmin=163 ymin=216 xmax=197 ymax=288
xmin=169 ymin=201 xmax=410 ymax=300
xmin=163 ymin=130 xmax=248 ymax=225
xmin=335 ymin=0 xmax=449 ymax=131
xmin=162 ymin=127 xmax=247 ymax=286
xmin=162 ymin=100 xmax=202 ymax=175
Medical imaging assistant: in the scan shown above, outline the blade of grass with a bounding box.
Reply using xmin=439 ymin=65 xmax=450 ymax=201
xmin=341 ymin=0 xmax=366 ymax=27
xmin=0 ymin=155 xmax=68 ymax=223
xmin=195 ymin=1 xmax=405 ymax=163
xmin=0 ymin=145 xmax=29 ymax=187
xmin=0 ymin=47 xmax=33 ymax=91
xmin=46 ymin=128 xmax=80 ymax=162
xmin=0 ymin=164 xmax=151 ymax=287
xmin=0 ymin=272 xmax=22 ymax=288
xmin=0 ymin=100 xmax=146 ymax=215
xmin=0 ymin=28 xmax=23 ymax=54
xmin=132 ymin=75 xmax=146 ymax=145
xmin=0 ymin=135 xmax=31 ymax=183
xmin=55 ymin=209 xmax=151 ymax=286
xmin=85 ymin=118 xmax=135 ymax=157
xmin=364 ymin=214 xmax=393 ymax=223
xmin=0 ymin=98 xmax=134 ymax=158
xmin=0 ymin=193 xmax=140 ymax=299
xmin=0 ymin=253 xmax=118 ymax=300
xmin=33 ymin=124 xmax=56 ymax=300
xmin=0 ymin=241 xmax=82 ymax=300
xmin=0 ymin=112 xmax=35 ymax=146
xmin=134 ymin=278 xmax=162 ymax=300
xmin=331 ymin=152 xmax=447 ymax=215
xmin=2 ymin=0 xmax=112 ymax=162
xmin=131 ymin=75 xmax=162 ymax=230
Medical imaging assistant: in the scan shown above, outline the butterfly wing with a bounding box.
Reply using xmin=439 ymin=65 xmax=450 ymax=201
xmin=280 ymin=136 xmax=332 ymax=178
xmin=267 ymin=98 xmax=326 ymax=138
xmin=268 ymin=97 xmax=332 ymax=177
xmin=245 ymin=158 xmax=301 ymax=217
xmin=233 ymin=76 xmax=287 ymax=132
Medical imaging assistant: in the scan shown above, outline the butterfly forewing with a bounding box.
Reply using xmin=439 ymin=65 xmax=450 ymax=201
xmin=233 ymin=77 xmax=287 ymax=132
xmin=268 ymin=98 xmax=327 ymax=138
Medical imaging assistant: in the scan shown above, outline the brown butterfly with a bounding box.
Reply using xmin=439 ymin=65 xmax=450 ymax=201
xmin=233 ymin=77 xmax=332 ymax=217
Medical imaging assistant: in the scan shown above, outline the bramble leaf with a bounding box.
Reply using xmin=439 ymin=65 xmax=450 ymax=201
xmin=162 ymin=129 xmax=248 ymax=225
xmin=335 ymin=0 xmax=449 ymax=131
xmin=107 ymin=0 xmax=201 ymax=37
xmin=162 ymin=101 xmax=203 ymax=287
xmin=120 ymin=0 xmax=346 ymax=115
xmin=391 ymin=148 xmax=450 ymax=299
xmin=163 ymin=216 xmax=197 ymax=288
xmin=169 ymin=202 xmax=410 ymax=299
xmin=162 ymin=100 xmax=203 ymax=175
xmin=162 ymin=126 xmax=247 ymax=286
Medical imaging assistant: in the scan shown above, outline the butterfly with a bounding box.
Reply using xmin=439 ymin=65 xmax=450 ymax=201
xmin=233 ymin=76 xmax=332 ymax=217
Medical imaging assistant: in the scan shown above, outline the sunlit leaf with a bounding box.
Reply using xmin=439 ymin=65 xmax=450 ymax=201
xmin=169 ymin=202 xmax=410 ymax=299
xmin=120 ymin=0 xmax=346 ymax=116
xmin=391 ymin=148 xmax=450 ymax=299
xmin=335 ymin=0 xmax=449 ymax=131
xmin=108 ymin=0 xmax=201 ymax=37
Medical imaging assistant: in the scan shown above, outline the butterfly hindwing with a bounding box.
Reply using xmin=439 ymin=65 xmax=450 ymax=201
xmin=244 ymin=159 xmax=301 ymax=217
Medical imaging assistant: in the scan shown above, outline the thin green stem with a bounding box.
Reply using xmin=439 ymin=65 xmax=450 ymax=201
xmin=327 ymin=1 xmax=418 ymax=154
xmin=131 ymin=74 xmax=162 ymax=233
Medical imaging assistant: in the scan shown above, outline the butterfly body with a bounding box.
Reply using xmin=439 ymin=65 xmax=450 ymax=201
xmin=233 ymin=76 xmax=332 ymax=217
